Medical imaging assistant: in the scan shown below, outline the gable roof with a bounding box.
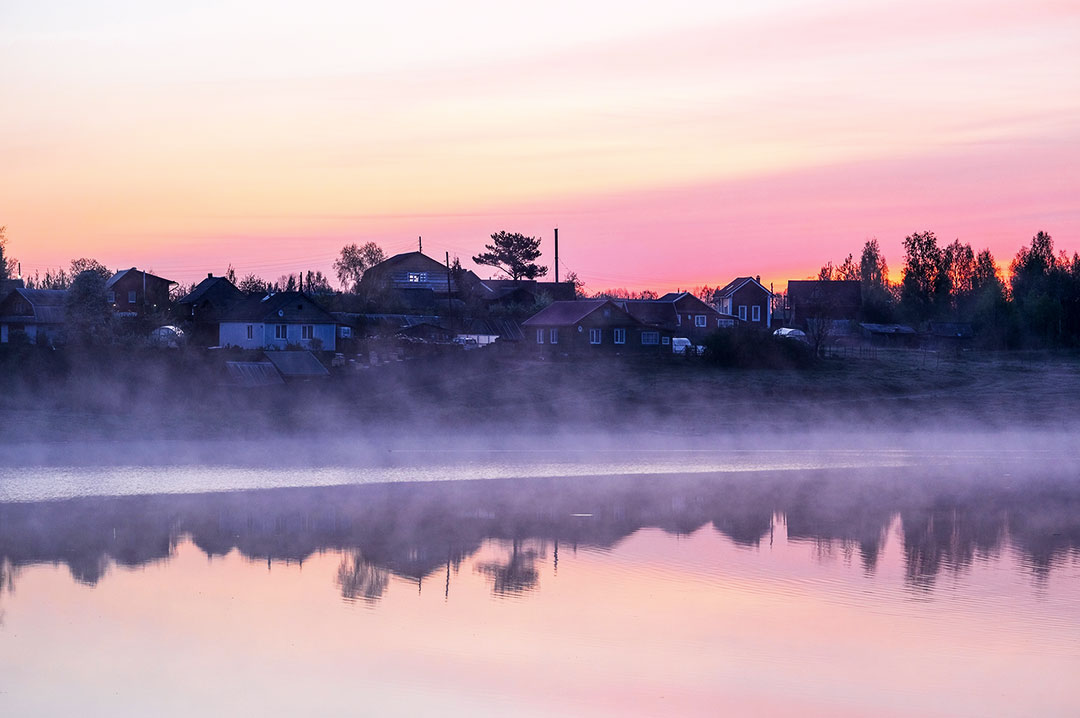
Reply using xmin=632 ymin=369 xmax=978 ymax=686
xmin=522 ymin=299 xmax=642 ymax=327
xmin=219 ymin=291 xmax=337 ymax=324
xmin=618 ymin=300 xmax=679 ymax=327
xmin=225 ymin=361 xmax=285 ymax=387
xmin=178 ymin=275 xmax=244 ymax=305
xmin=715 ymin=277 xmax=770 ymax=298
xmin=105 ymin=268 xmax=176 ymax=289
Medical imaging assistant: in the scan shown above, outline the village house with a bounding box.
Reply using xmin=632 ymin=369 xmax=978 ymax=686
xmin=175 ymin=274 xmax=245 ymax=346
xmin=714 ymin=277 xmax=773 ymax=328
xmin=522 ymin=299 xmax=672 ymax=356
xmin=218 ymin=291 xmax=338 ymax=351
xmin=105 ymin=268 xmax=176 ymax=318
xmin=0 ymin=288 xmax=67 ymax=345
xmin=786 ymin=280 xmax=861 ymax=328
xmin=628 ymin=292 xmax=738 ymax=342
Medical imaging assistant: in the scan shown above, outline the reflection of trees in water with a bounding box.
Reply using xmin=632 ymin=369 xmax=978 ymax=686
xmin=901 ymin=506 xmax=1008 ymax=590
xmin=336 ymin=552 xmax=390 ymax=604
xmin=476 ymin=539 xmax=540 ymax=595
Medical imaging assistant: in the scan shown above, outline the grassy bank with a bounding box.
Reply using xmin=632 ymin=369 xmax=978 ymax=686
xmin=1 ymin=345 xmax=1078 ymax=443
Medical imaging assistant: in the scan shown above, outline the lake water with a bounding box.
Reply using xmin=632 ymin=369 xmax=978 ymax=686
xmin=1 ymin=455 xmax=1079 ymax=716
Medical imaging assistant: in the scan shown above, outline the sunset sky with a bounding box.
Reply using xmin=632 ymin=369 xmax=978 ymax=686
xmin=3 ymin=0 xmax=1078 ymax=292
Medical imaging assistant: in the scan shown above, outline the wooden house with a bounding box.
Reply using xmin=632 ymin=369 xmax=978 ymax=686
xmin=175 ymin=274 xmax=245 ymax=346
xmin=0 ymin=288 xmax=67 ymax=345
xmin=218 ymin=291 xmax=338 ymax=351
xmin=521 ymin=300 xmax=671 ymax=356
xmin=714 ymin=277 xmax=773 ymax=328
xmin=105 ymin=268 xmax=176 ymax=318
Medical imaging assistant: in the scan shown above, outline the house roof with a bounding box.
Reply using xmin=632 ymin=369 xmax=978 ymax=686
xmin=787 ymin=280 xmax=861 ymax=305
xmin=618 ymin=300 xmax=679 ymax=327
xmin=860 ymin=323 xmax=916 ymax=335
xmin=263 ymin=351 xmax=330 ymax=377
xmin=105 ymin=268 xmax=177 ymax=289
xmin=0 ymin=279 xmax=24 ymax=304
xmin=461 ymin=318 xmax=524 ymax=341
xmin=178 ymin=275 xmax=243 ymax=305
xmin=219 ymin=292 xmax=337 ymax=324
xmin=715 ymin=277 xmax=769 ymax=298
xmin=225 ymin=361 xmax=285 ymax=387
xmin=522 ymin=299 xmax=643 ymax=327
xmin=0 ymin=288 xmax=68 ymax=324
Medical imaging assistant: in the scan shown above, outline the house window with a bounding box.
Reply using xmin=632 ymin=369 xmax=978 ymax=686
xmin=536 ymin=329 xmax=544 ymax=344
xmin=661 ymin=336 xmax=670 ymax=345
xmin=695 ymin=315 xmax=707 ymax=327
xmin=614 ymin=328 xmax=626 ymax=344
xmin=302 ymin=325 xmax=314 ymax=340
xmin=752 ymin=305 xmax=761 ymax=322
xmin=641 ymin=331 xmax=659 ymax=345
xmin=246 ymin=325 xmax=253 ymax=340
xmin=107 ymin=291 xmax=115 ymax=303
xmin=676 ymin=314 xmax=681 ymax=325
xmin=407 ymin=272 xmax=427 ymax=283
xmin=128 ymin=290 xmax=137 ymax=304
xmin=589 ymin=328 xmax=602 ymax=344
xmin=275 ymin=324 xmax=287 ymax=340
xmin=340 ymin=326 xmax=352 ymax=338
xmin=739 ymin=305 xmax=747 ymax=321
xmin=550 ymin=329 xmax=558 ymax=344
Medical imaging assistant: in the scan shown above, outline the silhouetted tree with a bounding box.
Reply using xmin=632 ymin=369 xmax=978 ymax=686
xmin=238 ymin=273 xmax=267 ymax=295
xmin=859 ymin=238 xmax=894 ymax=322
xmin=0 ymin=226 xmax=12 ymax=280
xmin=473 ymin=231 xmax=547 ymax=281
xmin=69 ymin=257 xmax=112 ymax=283
xmin=64 ymin=270 xmax=112 ymax=345
xmin=900 ymin=231 xmax=947 ymax=322
xmin=224 ymin=264 xmax=237 ymax=285
xmin=303 ymin=270 xmax=333 ymax=294
xmin=334 ymin=242 xmax=385 ymax=293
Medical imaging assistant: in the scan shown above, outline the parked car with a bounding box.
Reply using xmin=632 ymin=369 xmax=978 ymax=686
xmin=672 ymin=337 xmax=704 ymax=355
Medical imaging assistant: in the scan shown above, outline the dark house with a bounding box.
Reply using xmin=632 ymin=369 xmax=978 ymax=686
xmin=176 ymin=274 xmax=245 ymax=346
xmin=359 ymin=252 xmax=484 ymax=311
xmin=713 ymin=277 xmax=773 ymax=328
xmin=105 ymin=268 xmax=176 ymax=318
xmin=476 ymin=279 xmax=576 ymax=307
xmin=0 ymin=278 xmax=24 ymax=305
xmin=522 ymin=300 xmax=671 ymax=356
xmin=786 ymin=280 xmax=861 ymax=328
xmin=0 ymin=288 xmax=67 ymax=345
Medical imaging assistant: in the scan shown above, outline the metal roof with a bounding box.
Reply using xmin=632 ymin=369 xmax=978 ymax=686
xmin=263 ymin=350 xmax=330 ymax=377
xmin=225 ymin=361 xmax=285 ymax=387
xmin=219 ymin=292 xmax=337 ymax=324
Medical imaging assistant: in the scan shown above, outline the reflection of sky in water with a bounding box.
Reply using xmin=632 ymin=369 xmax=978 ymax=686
xmin=2 ymin=519 xmax=1078 ymax=717
xmin=0 ymin=447 xmax=1042 ymax=502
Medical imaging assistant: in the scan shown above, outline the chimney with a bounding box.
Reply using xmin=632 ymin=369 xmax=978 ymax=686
xmin=208 ymin=272 xmax=213 ymax=279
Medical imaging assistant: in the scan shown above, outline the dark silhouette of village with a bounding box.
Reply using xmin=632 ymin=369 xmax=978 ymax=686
xmin=2 ymin=465 xmax=1077 ymax=603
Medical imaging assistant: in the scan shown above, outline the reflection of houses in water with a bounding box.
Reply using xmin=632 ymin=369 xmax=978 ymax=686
xmin=2 ymin=468 xmax=1079 ymax=600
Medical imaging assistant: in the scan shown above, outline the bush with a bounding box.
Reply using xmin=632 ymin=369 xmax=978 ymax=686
xmin=701 ymin=327 xmax=814 ymax=369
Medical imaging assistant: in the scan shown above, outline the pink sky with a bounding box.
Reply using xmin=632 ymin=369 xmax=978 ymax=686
xmin=2 ymin=0 xmax=1078 ymax=292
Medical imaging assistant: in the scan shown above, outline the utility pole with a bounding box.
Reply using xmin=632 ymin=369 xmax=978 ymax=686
xmin=554 ymin=227 xmax=559 ymax=283
xmin=445 ymin=251 xmax=454 ymax=332
xmin=419 ymin=236 xmax=422 ymax=253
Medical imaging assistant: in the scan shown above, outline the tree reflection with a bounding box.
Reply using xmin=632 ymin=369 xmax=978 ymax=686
xmin=476 ymin=539 xmax=540 ymax=595
xmin=336 ymin=552 xmax=389 ymax=604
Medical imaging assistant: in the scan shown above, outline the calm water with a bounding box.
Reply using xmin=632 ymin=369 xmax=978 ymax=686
xmin=1 ymin=460 xmax=1079 ymax=716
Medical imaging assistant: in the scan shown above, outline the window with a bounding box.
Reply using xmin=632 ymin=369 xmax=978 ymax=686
xmin=676 ymin=313 xmax=681 ymax=325
xmin=752 ymin=305 xmax=761 ymax=322
xmin=739 ymin=305 xmax=747 ymax=321
xmin=302 ymin=325 xmax=314 ymax=340
xmin=536 ymin=329 xmax=545 ymax=344
xmin=589 ymin=328 xmax=602 ymax=344
xmin=550 ymin=329 xmax=558 ymax=344
xmin=407 ymin=272 xmax=427 ymax=283
xmin=246 ymin=325 xmax=253 ymax=340
xmin=275 ymin=324 xmax=287 ymax=340
xmin=614 ymin=328 xmax=626 ymax=344
xmin=641 ymin=331 xmax=659 ymax=345
xmin=695 ymin=315 xmax=707 ymax=327
xmin=340 ymin=326 xmax=352 ymax=338
xmin=661 ymin=336 xmax=670 ymax=345
xmin=107 ymin=291 xmax=115 ymax=303
xmin=128 ymin=290 xmax=137 ymax=304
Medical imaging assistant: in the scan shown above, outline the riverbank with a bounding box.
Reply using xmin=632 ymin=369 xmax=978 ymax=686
xmin=1 ymin=347 xmax=1078 ymax=444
